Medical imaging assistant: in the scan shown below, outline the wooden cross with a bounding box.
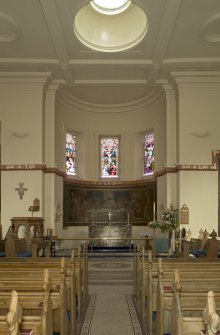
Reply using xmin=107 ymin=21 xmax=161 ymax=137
xmin=15 ymin=182 xmax=28 ymax=199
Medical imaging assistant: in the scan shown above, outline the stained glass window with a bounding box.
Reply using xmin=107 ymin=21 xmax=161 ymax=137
xmin=143 ymin=132 xmax=154 ymax=175
xmin=101 ymin=137 xmax=119 ymax=178
xmin=66 ymin=133 xmax=76 ymax=175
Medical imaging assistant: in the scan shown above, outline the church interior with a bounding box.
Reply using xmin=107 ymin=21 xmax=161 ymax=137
xmin=1 ymin=0 xmax=220 ymax=334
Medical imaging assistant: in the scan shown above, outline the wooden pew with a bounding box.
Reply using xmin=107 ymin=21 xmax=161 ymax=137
xmin=182 ymin=229 xmax=219 ymax=258
xmin=171 ymin=285 xmax=220 ymax=334
xmin=0 ymin=290 xmax=22 ymax=335
xmin=0 ymin=271 xmax=53 ymax=335
xmin=0 ymin=247 xmax=88 ymax=335
xmin=5 ymin=234 xmax=32 ymax=258
xmin=136 ymin=249 xmax=220 ymax=335
xmin=31 ymin=237 xmax=51 ymax=258
xmin=0 ymin=265 xmax=68 ymax=335
xmin=5 ymin=234 xmax=51 ymax=258
xmin=156 ymin=268 xmax=220 ymax=335
xmin=203 ymin=291 xmax=220 ymax=335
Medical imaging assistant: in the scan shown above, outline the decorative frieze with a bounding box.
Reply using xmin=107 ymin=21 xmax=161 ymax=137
xmin=1 ymin=150 xmax=220 ymax=181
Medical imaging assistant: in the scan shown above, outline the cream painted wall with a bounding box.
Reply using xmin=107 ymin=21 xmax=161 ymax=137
xmin=178 ymin=171 xmax=218 ymax=235
xmin=175 ymin=77 xmax=220 ymax=236
xmin=1 ymin=171 xmax=44 ymax=236
xmin=53 ymin=175 xmax=64 ymax=236
xmin=0 ymin=74 xmax=50 ymax=236
xmin=178 ymin=84 xmax=220 ymax=165
xmin=0 ymin=85 xmax=44 ymax=164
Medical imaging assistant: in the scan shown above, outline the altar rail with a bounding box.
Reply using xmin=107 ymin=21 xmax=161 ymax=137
xmin=50 ymin=237 xmax=154 ymax=256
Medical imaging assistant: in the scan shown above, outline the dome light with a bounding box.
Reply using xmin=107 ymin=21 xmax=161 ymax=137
xmin=90 ymin=0 xmax=131 ymax=15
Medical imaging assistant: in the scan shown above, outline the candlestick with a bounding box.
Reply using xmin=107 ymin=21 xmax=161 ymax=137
xmin=172 ymin=229 xmax=175 ymax=254
xmin=153 ymin=201 xmax=156 ymax=221
xmin=107 ymin=211 xmax=112 ymax=223
xmin=179 ymin=227 xmax=182 ymax=254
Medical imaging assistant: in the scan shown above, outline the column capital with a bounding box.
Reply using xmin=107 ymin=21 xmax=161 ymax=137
xmin=47 ymin=79 xmax=66 ymax=92
xmin=170 ymin=71 xmax=220 ymax=84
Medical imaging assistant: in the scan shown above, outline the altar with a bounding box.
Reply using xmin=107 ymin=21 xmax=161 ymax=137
xmin=89 ymin=224 xmax=132 ymax=247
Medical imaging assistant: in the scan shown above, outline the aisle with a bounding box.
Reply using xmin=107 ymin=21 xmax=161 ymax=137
xmin=80 ymin=256 xmax=143 ymax=335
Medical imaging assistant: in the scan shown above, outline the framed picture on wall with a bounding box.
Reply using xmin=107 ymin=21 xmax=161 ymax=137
xmin=63 ymin=181 xmax=156 ymax=226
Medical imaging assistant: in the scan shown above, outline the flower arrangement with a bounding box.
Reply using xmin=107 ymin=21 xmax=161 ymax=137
xmin=148 ymin=204 xmax=179 ymax=233
xmin=148 ymin=220 xmax=160 ymax=229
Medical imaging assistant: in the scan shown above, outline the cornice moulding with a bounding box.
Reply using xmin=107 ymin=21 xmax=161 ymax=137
xmin=0 ymin=58 xmax=59 ymax=65
xmin=163 ymin=57 xmax=220 ymax=65
xmin=170 ymin=71 xmax=220 ymax=84
xmin=69 ymin=59 xmax=152 ymax=66
xmin=0 ymin=71 xmax=52 ymax=84
xmin=73 ymin=79 xmax=148 ymax=85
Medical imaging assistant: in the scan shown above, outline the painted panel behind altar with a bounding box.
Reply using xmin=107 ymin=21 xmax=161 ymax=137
xmin=63 ymin=183 xmax=155 ymax=226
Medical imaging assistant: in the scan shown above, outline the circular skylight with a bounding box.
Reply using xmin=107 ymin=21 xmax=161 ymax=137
xmin=74 ymin=2 xmax=148 ymax=52
xmin=90 ymin=0 xmax=131 ymax=15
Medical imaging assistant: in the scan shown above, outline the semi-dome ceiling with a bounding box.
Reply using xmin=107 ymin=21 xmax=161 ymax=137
xmin=0 ymin=0 xmax=220 ymax=106
xmin=57 ymin=85 xmax=164 ymax=109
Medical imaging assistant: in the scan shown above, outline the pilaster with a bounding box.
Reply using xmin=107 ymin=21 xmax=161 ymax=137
xmin=0 ymin=72 xmax=51 ymax=236
xmin=44 ymin=81 xmax=64 ymax=234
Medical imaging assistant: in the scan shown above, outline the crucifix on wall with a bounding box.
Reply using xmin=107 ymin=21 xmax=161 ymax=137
xmin=15 ymin=182 xmax=28 ymax=199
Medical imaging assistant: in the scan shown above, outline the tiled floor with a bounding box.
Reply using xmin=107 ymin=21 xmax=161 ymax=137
xmin=80 ymin=256 xmax=143 ymax=335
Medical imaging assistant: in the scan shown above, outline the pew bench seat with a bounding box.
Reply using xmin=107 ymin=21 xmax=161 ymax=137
xmin=0 ymin=315 xmax=42 ymax=335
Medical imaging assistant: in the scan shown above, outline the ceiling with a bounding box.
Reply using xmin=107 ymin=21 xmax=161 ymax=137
xmin=0 ymin=0 xmax=220 ymax=105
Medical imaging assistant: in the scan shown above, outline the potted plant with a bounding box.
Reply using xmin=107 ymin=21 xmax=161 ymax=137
xmin=149 ymin=204 xmax=179 ymax=233
xmin=159 ymin=204 xmax=179 ymax=236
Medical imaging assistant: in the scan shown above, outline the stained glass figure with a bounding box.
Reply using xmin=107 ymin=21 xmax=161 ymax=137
xmin=66 ymin=133 xmax=76 ymax=175
xmin=101 ymin=138 xmax=119 ymax=178
xmin=143 ymin=132 xmax=154 ymax=175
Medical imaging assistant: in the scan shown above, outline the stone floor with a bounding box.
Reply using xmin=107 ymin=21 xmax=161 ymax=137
xmin=79 ymin=256 xmax=143 ymax=335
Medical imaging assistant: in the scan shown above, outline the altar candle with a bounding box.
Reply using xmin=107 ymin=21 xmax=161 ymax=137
xmin=172 ymin=229 xmax=175 ymax=253
xmin=153 ymin=202 xmax=156 ymax=221
xmin=127 ymin=213 xmax=130 ymax=221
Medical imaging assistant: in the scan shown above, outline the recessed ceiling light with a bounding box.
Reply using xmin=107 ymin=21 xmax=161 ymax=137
xmin=90 ymin=0 xmax=131 ymax=15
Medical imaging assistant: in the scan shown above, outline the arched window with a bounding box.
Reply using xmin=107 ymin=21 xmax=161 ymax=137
xmin=143 ymin=132 xmax=154 ymax=175
xmin=100 ymin=137 xmax=119 ymax=178
xmin=66 ymin=132 xmax=77 ymax=176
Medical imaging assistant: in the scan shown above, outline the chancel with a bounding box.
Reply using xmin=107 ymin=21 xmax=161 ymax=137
xmin=1 ymin=0 xmax=220 ymax=334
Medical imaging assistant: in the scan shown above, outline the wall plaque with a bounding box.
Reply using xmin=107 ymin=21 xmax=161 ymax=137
xmin=181 ymin=204 xmax=189 ymax=224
